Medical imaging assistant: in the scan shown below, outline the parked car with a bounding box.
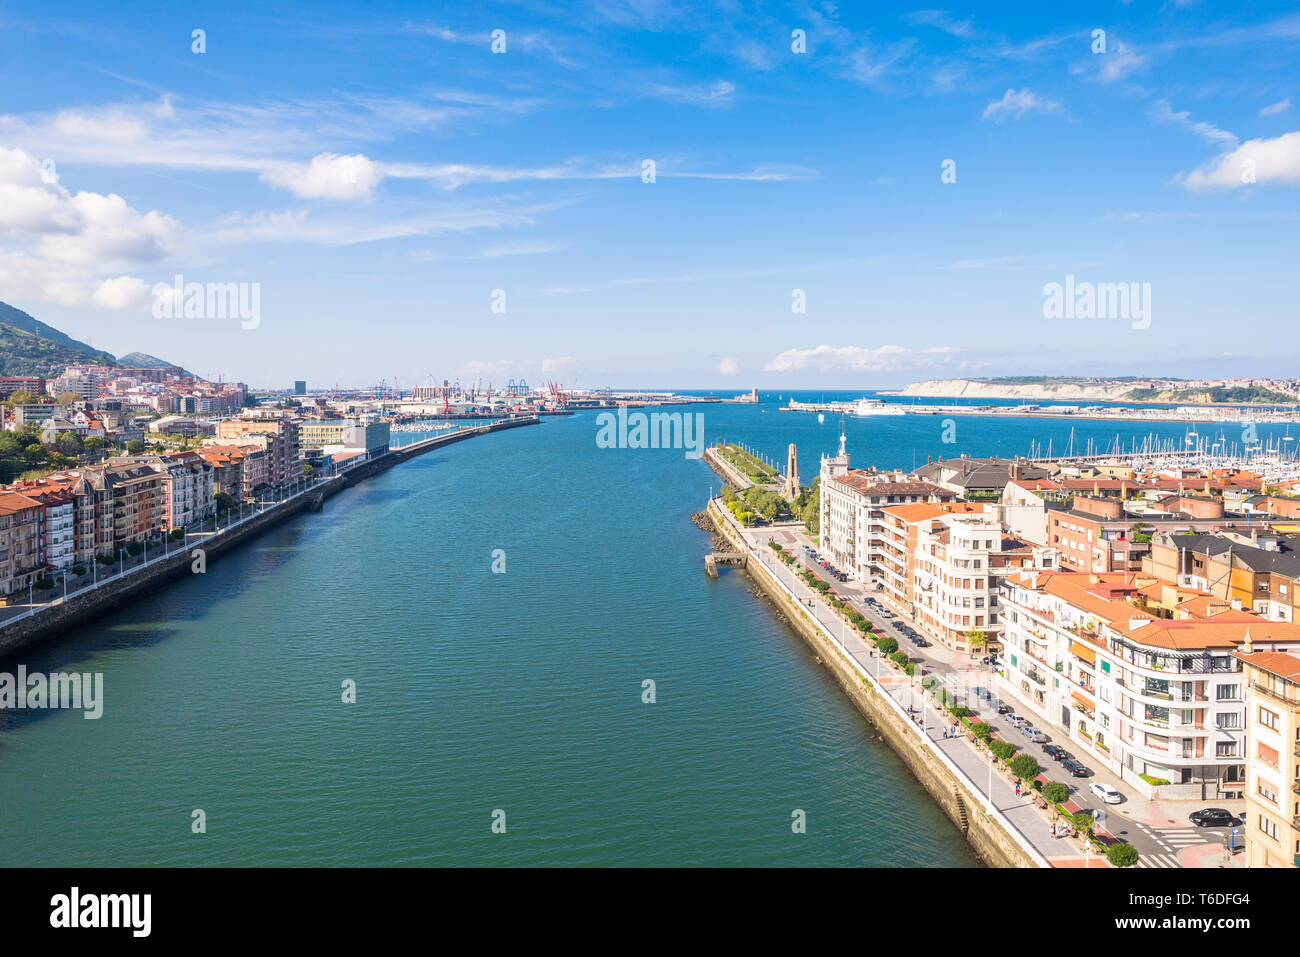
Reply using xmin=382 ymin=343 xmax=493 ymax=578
xmin=1090 ymin=783 xmax=1122 ymax=804
xmin=974 ymin=687 xmax=991 ymax=700
xmin=1024 ymin=728 xmax=1048 ymax=743
xmin=914 ymin=638 xmax=930 ymax=648
xmin=1042 ymin=744 xmax=1068 ymax=761
xmin=1061 ymin=759 xmax=1090 ymax=778
xmin=1006 ymin=714 xmax=1028 ymax=728
xmin=995 ymin=702 xmax=1013 ymax=715
xmin=1190 ymin=808 xmax=1241 ymax=828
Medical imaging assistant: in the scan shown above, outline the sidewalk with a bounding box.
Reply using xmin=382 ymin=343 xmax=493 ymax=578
xmin=721 ymin=503 xmax=1080 ymax=867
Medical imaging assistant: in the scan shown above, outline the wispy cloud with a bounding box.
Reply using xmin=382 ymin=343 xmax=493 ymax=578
xmin=764 ymin=344 xmax=957 ymax=373
xmin=1260 ymin=97 xmax=1292 ymax=117
xmin=1150 ymin=99 xmax=1238 ymax=148
xmin=981 ymin=88 xmax=1063 ymax=121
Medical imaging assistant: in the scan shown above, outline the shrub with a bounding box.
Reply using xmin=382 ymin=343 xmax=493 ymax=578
xmin=71 ymin=565 xmax=86 ymax=576
xmin=1041 ymin=782 xmax=1069 ymax=803
xmin=889 ymin=650 xmax=909 ymax=666
xmin=953 ymin=705 xmax=970 ymax=719
xmin=876 ymin=636 xmax=898 ymax=656
xmin=1106 ymin=843 xmax=1139 ymax=868
xmin=904 ymin=662 xmax=916 ymax=676
xmin=1010 ymin=754 xmax=1041 ymax=781
xmin=126 ymin=542 xmax=144 ymax=556
xmin=1139 ymin=773 xmax=1170 ymax=786
xmin=971 ymin=722 xmax=991 ymax=742
xmin=1072 ymin=811 xmax=1095 ymax=832
xmin=33 ymin=577 xmax=54 ymax=590
xmin=989 ymin=740 xmax=1017 ymax=763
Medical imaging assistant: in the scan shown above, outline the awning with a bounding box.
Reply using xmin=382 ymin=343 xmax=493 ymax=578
xmin=1070 ymin=641 xmax=1097 ymax=666
xmin=1072 ymin=690 xmax=1094 ymax=708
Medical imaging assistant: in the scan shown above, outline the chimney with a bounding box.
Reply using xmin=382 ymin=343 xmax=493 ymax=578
xmin=1242 ymin=628 xmax=1254 ymax=655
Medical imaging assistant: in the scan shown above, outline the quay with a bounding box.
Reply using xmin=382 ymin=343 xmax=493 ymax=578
xmin=0 ymin=415 xmax=540 ymax=659
xmin=702 ymin=496 xmax=1050 ymax=868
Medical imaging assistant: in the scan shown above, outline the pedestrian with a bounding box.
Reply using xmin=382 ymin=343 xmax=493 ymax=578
xmin=1014 ymin=782 xmax=1021 ymax=797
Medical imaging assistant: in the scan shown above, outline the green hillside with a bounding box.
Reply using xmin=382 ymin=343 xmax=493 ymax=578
xmin=0 ymin=321 xmax=116 ymax=377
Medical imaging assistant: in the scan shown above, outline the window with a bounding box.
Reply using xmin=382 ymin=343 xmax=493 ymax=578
xmin=1260 ymin=707 xmax=1280 ymax=732
xmin=1259 ymin=743 xmax=1280 ymax=767
xmin=1217 ymin=713 xmax=1239 ymax=730
xmin=1259 ymin=782 xmax=1278 ymax=805
xmin=1260 ymin=816 xmax=1279 ymax=841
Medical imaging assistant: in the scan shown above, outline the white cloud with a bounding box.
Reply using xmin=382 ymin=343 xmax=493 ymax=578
xmin=648 ymin=80 xmax=736 ymax=107
xmin=91 ymin=275 xmax=153 ymax=310
xmin=0 ymin=147 xmax=178 ymax=309
xmin=906 ymin=10 xmax=976 ymax=39
xmin=1150 ymin=100 xmax=1238 ymax=148
xmin=1097 ymin=42 xmax=1146 ymax=83
xmin=764 ymin=344 xmax=956 ymax=373
xmin=1182 ymin=131 xmax=1300 ymax=189
xmin=981 ymin=88 xmax=1062 ymax=122
xmin=718 ymin=356 xmax=741 ymax=375
xmin=1260 ymin=97 xmax=1292 ymax=117
xmin=261 ymin=152 xmax=383 ymax=200
xmin=541 ymin=356 xmax=576 ymax=375
xmin=480 ymin=240 xmax=568 ymax=258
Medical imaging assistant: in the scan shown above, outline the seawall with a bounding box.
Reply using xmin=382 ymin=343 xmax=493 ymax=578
xmin=705 ymin=499 xmax=1042 ymax=869
xmin=0 ymin=416 xmax=540 ymax=660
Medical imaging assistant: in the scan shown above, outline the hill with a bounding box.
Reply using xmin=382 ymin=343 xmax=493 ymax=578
xmin=118 ymin=351 xmax=190 ymax=375
xmin=0 ymin=312 xmax=117 ymax=378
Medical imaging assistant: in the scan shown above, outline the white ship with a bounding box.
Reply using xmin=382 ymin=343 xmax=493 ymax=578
xmin=853 ymin=398 xmax=905 ymax=417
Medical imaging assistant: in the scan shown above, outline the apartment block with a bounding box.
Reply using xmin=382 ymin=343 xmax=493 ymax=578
xmin=996 ymin=570 xmax=1300 ymax=799
xmin=1236 ymin=646 xmax=1300 ymax=867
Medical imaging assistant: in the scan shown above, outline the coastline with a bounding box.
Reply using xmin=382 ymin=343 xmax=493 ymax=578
xmin=0 ymin=416 xmax=539 ymax=661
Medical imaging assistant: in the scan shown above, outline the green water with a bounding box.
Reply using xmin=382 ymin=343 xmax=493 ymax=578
xmin=2 ymin=395 xmax=1276 ymax=866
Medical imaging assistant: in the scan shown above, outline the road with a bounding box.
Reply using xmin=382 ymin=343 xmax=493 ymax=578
xmin=751 ymin=517 xmax=1235 ymax=868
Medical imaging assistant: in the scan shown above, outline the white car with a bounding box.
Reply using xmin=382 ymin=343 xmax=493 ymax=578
xmin=1089 ymin=782 xmax=1122 ymax=804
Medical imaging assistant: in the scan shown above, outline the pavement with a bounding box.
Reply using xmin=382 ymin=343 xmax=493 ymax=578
xmin=742 ymin=514 xmax=1245 ymax=869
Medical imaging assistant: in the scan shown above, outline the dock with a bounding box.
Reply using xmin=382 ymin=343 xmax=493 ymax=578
xmin=705 ymin=551 xmax=747 ymax=577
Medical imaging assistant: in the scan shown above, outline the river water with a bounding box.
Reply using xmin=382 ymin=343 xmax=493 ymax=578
xmin=0 ymin=393 xmax=1285 ymax=866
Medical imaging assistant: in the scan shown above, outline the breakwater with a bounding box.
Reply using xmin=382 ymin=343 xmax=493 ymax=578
xmin=0 ymin=416 xmax=539 ymax=660
xmin=703 ymin=498 xmax=1043 ymax=868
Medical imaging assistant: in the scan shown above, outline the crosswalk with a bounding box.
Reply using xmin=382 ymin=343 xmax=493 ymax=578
xmin=1139 ymin=852 xmax=1182 ymax=868
xmin=1159 ymin=828 xmax=1211 ymax=849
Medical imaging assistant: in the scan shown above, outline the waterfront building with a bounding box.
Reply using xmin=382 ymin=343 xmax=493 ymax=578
xmin=907 ymin=511 xmax=1057 ymax=653
xmin=995 ymin=570 xmax=1300 ymax=799
xmin=0 ymin=491 xmax=45 ymax=596
xmin=216 ymin=412 xmax=299 ymax=486
xmin=118 ymin=453 xmax=216 ymax=531
xmin=818 ymin=433 xmax=956 ymax=584
xmin=1235 ymin=644 xmax=1300 ymax=867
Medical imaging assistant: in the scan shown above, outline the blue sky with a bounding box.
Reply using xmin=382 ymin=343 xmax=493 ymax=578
xmin=0 ymin=0 xmax=1297 ymax=389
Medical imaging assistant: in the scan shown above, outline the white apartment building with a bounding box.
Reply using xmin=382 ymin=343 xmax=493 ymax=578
xmin=1235 ymin=646 xmax=1300 ymax=867
xmin=996 ymin=570 xmax=1295 ymax=799
xmin=818 ymin=434 xmax=956 ymax=586
xmin=909 ymin=513 xmax=1057 ymax=653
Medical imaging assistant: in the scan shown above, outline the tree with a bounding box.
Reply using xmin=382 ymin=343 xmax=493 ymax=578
xmin=4 ymin=389 xmax=37 ymax=409
xmin=966 ymin=630 xmax=988 ymax=652
xmin=971 ymin=722 xmax=991 ymax=742
xmin=1106 ymin=842 xmax=1139 ymax=868
xmin=54 ymin=431 xmax=82 ymax=456
xmin=888 ymin=650 xmax=909 ymax=666
xmin=214 ymin=491 xmax=236 ymax=514
xmin=126 ymin=439 xmax=145 ymax=454
xmin=84 ymin=436 xmax=105 ymax=453
xmin=1072 ymin=811 xmax=1094 ymax=833
xmin=953 ymin=705 xmax=970 ymax=719
xmin=989 ymin=739 xmax=1016 ymax=763
xmin=876 ymin=635 xmax=898 ymax=656
xmin=1010 ymin=754 xmax=1041 ymax=781
xmin=1041 ymin=782 xmax=1069 ymax=803
xmin=56 ymin=392 xmax=82 ymax=405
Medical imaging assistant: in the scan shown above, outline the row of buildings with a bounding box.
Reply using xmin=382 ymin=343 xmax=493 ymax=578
xmin=819 ymin=441 xmax=1300 ymax=866
xmin=0 ymin=411 xmax=390 ymax=599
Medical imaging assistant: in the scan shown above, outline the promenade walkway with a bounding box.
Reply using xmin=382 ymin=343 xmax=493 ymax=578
xmin=711 ymin=499 xmax=1074 ymax=867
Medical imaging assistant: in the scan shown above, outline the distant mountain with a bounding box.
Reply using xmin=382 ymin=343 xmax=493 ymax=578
xmin=0 ymin=301 xmax=117 ymax=378
xmin=118 ymin=351 xmax=190 ymax=375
